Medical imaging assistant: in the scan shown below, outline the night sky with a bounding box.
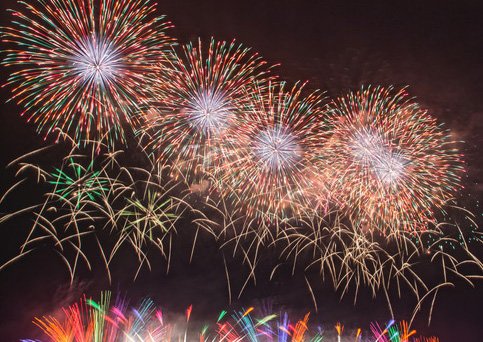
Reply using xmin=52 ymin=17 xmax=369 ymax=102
xmin=0 ymin=1 xmax=482 ymax=341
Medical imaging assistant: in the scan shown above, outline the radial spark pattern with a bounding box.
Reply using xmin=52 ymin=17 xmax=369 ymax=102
xmin=323 ymin=86 xmax=464 ymax=232
xmin=213 ymin=82 xmax=327 ymax=220
xmin=49 ymin=157 xmax=109 ymax=208
xmin=2 ymin=0 xmax=175 ymax=146
xmin=140 ymin=38 xmax=272 ymax=182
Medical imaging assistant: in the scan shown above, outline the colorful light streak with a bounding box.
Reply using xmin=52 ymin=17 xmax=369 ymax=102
xmin=322 ymin=86 xmax=464 ymax=232
xmin=21 ymin=296 xmax=441 ymax=342
xmin=2 ymin=0 xmax=175 ymax=146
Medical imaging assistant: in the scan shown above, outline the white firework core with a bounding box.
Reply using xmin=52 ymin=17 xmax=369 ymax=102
xmin=71 ymin=37 xmax=119 ymax=84
xmin=373 ymin=154 xmax=406 ymax=184
xmin=185 ymin=91 xmax=232 ymax=135
xmin=352 ymin=130 xmax=406 ymax=185
xmin=352 ymin=130 xmax=385 ymax=163
xmin=254 ymin=127 xmax=302 ymax=171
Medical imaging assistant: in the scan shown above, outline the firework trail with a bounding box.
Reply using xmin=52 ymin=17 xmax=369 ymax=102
xmin=0 ymin=0 xmax=481 ymax=326
xmin=215 ymin=308 xmax=439 ymax=342
xmin=1 ymin=134 xmax=478 ymax=319
xmin=273 ymin=211 xmax=482 ymax=324
xmin=22 ymin=296 xmax=439 ymax=342
xmin=0 ymin=136 xmax=191 ymax=281
xmin=322 ymin=86 xmax=464 ymax=232
xmin=49 ymin=157 xmax=109 ymax=208
xmin=211 ymin=81 xmax=327 ymax=222
xmin=0 ymin=117 xmax=479 ymax=322
xmin=140 ymin=38 xmax=273 ymax=184
xmin=21 ymin=292 xmax=180 ymax=342
xmin=2 ymin=0 xmax=175 ymax=147
xmin=213 ymin=308 xmax=440 ymax=342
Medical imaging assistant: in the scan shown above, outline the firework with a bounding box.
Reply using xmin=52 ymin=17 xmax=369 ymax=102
xmin=0 ymin=3 xmax=480 ymax=338
xmin=2 ymin=0 xmax=175 ymax=146
xmin=211 ymin=81 xmax=327 ymax=222
xmin=215 ymin=309 xmax=441 ymax=342
xmin=322 ymin=86 xmax=464 ymax=232
xmin=0 ymin=138 xmax=187 ymax=280
xmin=140 ymin=38 xmax=273 ymax=183
xmin=49 ymin=157 xmax=109 ymax=208
xmin=272 ymin=211 xmax=483 ymax=324
xmin=0 ymin=134 xmax=479 ymax=316
xmin=114 ymin=170 xmax=185 ymax=276
xmin=22 ymin=296 xmax=439 ymax=342
xmin=21 ymin=292 xmax=179 ymax=342
xmin=214 ymin=308 xmax=439 ymax=342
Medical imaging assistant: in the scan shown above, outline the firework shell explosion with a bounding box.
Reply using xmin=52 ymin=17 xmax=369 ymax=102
xmin=21 ymin=292 xmax=441 ymax=342
xmin=2 ymin=0 xmax=175 ymax=147
xmin=210 ymin=81 xmax=328 ymax=222
xmin=0 ymin=0 xmax=481 ymax=335
xmin=321 ymin=86 xmax=464 ymax=233
xmin=139 ymin=38 xmax=273 ymax=184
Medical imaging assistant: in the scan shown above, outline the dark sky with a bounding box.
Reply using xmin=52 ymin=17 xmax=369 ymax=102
xmin=0 ymin=0 xmax=482 ymax=341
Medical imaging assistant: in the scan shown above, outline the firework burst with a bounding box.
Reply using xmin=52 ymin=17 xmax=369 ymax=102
xmin=140 ymin=38 xmax=273 ymax=183
xmin=322 ymin=86 xmax=464 ymax=232
xmin=114 ymin=171 xmax=185 ymax=275
xmin=0 ymin=137 xmax=188 ymax=280
xmin=2 ymin=0 xmax=175 ymax=146
xmin=49 ymin=157 xmax=109 ymax=208
xmin=212 ymin=82 xmax=327 ymax=222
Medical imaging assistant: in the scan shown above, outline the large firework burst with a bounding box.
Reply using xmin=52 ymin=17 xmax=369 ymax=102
xmin=212 ymin=82 xmax=327 ymax=221
xmin=140 ymin=38 xmax=273 ymax=183
xmin=2 ymin=0 xmax=175 ymax=146
xmin=322 ymin=86 xmax=464 ymax=232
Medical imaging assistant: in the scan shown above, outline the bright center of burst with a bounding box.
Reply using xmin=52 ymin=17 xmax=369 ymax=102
xmin=186 ymin=91 xmax=232 ymax=135
xmin=373 ymin=154 xmax=405 ymax=184
xmin=352 ymin=131 xmax=406 ymax=184
xmin=253 ymin=127 xmax=302 ymax=171
xmin=352 ymin=131 xmax=384 ymax=162
xmin=72 ymin=37 xmax=118 ymax=84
